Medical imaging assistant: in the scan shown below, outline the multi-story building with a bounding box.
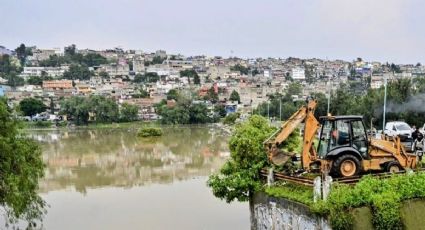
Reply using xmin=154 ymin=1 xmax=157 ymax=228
xmin=42 ymin=80 xmax=73 ymax=90
xmin=292 ymin=67 xmax=305 ymax=80
xmin=20 ymin=66 xmax=69 ymax=79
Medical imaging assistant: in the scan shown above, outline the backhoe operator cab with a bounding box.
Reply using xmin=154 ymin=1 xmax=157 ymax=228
xmin=317 ymin=116 xmax=369 ymax=177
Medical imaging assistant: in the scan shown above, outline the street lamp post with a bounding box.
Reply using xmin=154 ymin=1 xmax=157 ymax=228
xmin=383 ymin=76 xmax=387 ymax=131
xmin=327 ymin=79 xmax=331 ymax=115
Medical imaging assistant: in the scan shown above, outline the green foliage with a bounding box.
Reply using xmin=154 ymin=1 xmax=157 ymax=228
xmin=40 ymin=45 xmax=107 ymax=67
xmin=214 ymin=104 xmax=227 ymax=118
xmin=133 ymin=72 xmax=160 ymax=83
xmin=137 ymin=127 xmax=163 ymax=137
xmin=265 ymin=182 xmax=314 ymax=205
xmin=60 ymin=96 xmax=122 ymax=125
xmin=180 ymin=69 xmax=200 ymax=84
xmin=34 ymin=120 xmax=52 ymax=128
xmin=230 ymin=64 xmax=250 ymax=75
xmin=132 ymin=88 xmax=150 ymax=98
xmin=120 ymin=103 xmax=139 ymax=122
xmin=166 ymin=89 xmax=179 ymax=100
xmin=15 ymin=43 xmax=32 ymax=66
xmin=203 ymin=87 xmax=219 ymax=103
xmin=208 ymin=115 xmax=275 ymax=202
xmin=62 ymin=64 xmax=93 ymax=80
xmin=0 ymin=98 xmax=46 ymax=227
xmin=229 ymin=90 xmax=240 ymax=103
xmin=19 ymin=97 xmax=46 ymax=116
xmin=223 ymin=112 xmax=240 ymax=125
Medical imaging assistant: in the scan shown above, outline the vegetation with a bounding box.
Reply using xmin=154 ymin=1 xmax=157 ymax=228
xmin=223 ymin=112 xmax=240 ymax=125
xmin=264 ymin=173 xmax=425 ymax=230
xmin=60 ymin=95 xmax=121 ymax=125
xmin=62 ymin=64 xmax=93 ymax=80
xmin=180 ymin=69 xmax=200 ymax=85
xmin=19 ymin=97 xmax=47 ymax=116
xmin=208 ymin=115 xmax=275 ymax=202
xmin=230 ymin=64 xmax=250 ymax=75
xmin=120 ymin=103 xmax=139 ymax=122
xmin=39 ymin=44 xmax=108 ymax=67
xmin=0 ymin=98 xmax=46 ymax=227
xmin=155 ymin=90 xmax=216 ymax=124
xmin=133 ymin=72 xmax=160 ymax=83
xmin=137 ymin=127 xmax=163 ymax=137
xmin=229 ymin=90 xmax=240 ymax=103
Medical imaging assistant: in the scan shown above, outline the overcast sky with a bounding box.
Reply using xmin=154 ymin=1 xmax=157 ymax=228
xmin=1 ymin=0 xmax=424 ymax=64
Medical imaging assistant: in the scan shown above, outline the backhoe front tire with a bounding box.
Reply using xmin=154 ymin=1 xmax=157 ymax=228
xmin=332 ymin=154 xmax=361 ymax=177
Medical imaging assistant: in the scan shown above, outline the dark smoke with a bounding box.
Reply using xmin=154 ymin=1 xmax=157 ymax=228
xmin=374 ymin=93 xmax=425 ymax=117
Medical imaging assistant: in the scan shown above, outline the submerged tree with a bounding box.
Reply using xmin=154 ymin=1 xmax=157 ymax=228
xmin=0 ymin=98 xmax=46 ymax=227
xmin=208 ymin=115 xmax=275 ymax=202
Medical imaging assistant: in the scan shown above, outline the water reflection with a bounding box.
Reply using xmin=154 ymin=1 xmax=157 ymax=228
xmin=28 ymin=126 xmax=230 ymax=194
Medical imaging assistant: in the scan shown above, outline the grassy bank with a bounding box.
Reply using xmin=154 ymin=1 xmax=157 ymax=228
xmin=265 ymin=172 xmax=425 ymax=230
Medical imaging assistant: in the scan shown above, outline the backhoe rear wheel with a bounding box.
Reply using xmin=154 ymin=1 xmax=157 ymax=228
xmin=332 ymin=154 xmax=361 ymax=177
xmin=386 ymin=162 xmax=401 ymax=173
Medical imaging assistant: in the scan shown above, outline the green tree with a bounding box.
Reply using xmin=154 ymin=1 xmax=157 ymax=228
xmin=99 ymin=71 xmax=109 ymax=79
xmin=88 ymin=96 xmax=119 ymax=123
xmin=60 ymin=96 xmax=90 ymax=124
xmin=189 ymin=103 xmax=210 ymax=123
xmin=15 ymin=43 xmax=32 ymax=66
xmin=180 ymin=69 xmax=200 ymax=85
xmin=229 ymin=90 xmax=240 ymax=103
xmin=230 ymin=64 xmax=249 ymax=75
xmin=167 ymin=89 xmax=179 ymax=100
xmin=6 ymin=73 xmax=25 ymax=87
xmin=204 ymin=87 xmax=219 ymax=103
xmin=120 ymin=103 xmax=139 ymax=122
xmin=208 ymin=115 xmax=275 ymax=202
xmin=0 ymin=98 xmax=46 ymax=227
xmin=214 ymin=104 xmax=227 ymax=118
xmin=64 ymin=44 xmax=76 ymax=56
xmin=27 ymin=76 xmax=43 ymax=85
xmin=19 ymin=98 xmax=47 ymax=116
xmin=62 ymin=64 xmax=93 ymax=80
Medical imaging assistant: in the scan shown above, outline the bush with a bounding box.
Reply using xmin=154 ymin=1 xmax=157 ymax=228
xmin=208 ymin=115 xmax=275 ymax=202
xmin=34 ymin=121 xmax=51 ymax=128
xmin=222 ymin=112 xmax=240 ymax=125
xmin=137 ymin=127 xmax=163 ymax=137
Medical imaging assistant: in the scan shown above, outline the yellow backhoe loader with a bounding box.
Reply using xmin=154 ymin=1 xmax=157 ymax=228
xmin=264 ymin=99 xmax=417 ymax=177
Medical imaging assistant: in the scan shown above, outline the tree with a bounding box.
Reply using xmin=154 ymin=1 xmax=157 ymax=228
xmin=180 ymin=69 xmax=200 ymax=85
xmin=204 ymin=87 xmax=219 ymax=103
xmin=0 ymin=98 xmax=46 ymax=227
xmin=60 ymin=96 xmax=90 ymax=124
xmin=62 ymin=64 xmax=93 ymax=80
xmin=19 ymin=98 xmax=47 ymax=116
xmin=27 ymin=76 xmax=43 ymax=85
xmin=189 ymin=103 xmax=210 ymax=123
xmin=6 ymin=73 xmax=25 ymax=87
xmin=120 ymin=103 xmax=139 ymax=122
xmin=99 ymin=71 xmax=109 ymax=79
xmin=229 ymin=90 xmax=240 ymax=103
xmin=230 ymin=64 xmax=249 ymax=75
xmin=208 ymin=115 xmax=275 ymax=202
xmin=15 ymin=43 xmax=31 ymax=66
xmin=214 ymin=104 xmax=227 ymax=118
xmin=64 ymin=44 xmax=76 ymax=56
xmin=167 ymin=89 xmax=179 ymax=100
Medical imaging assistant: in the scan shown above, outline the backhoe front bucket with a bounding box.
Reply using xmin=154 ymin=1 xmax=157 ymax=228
xmin=269 ymin=148 xmax=296 ymax=166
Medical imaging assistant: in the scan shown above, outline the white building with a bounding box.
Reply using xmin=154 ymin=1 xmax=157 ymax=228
xmin=20 ymin=66 xmax=69 ymax=79
xmin=292 ymin=67 xmax=305 ymax=80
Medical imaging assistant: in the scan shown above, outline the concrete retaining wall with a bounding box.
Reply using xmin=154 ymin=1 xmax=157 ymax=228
xmin=250 ymin=192 xmax=331 ymax=230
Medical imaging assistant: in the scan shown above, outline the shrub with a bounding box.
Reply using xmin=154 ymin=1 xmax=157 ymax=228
xmin=208 ymin=115 xmax=275 ymax=202
xmin=138 ymin=127 xmax=163 ymax=137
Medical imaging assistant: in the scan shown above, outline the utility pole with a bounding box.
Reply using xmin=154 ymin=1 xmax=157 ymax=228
xmin=383 ymin=76 xmax=387 ymax=131
xmin=327 ymin=79 xmax=331 ymax=115
xmin=279 ymin=98 xmax=282 ymax=121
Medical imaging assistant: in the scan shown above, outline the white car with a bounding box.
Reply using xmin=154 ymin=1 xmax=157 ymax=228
xmin=384 ymin=121 xmax=412 ymax=142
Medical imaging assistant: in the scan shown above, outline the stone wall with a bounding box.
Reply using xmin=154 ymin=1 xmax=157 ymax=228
xmin=251 ymin=192 xmax=331 ymax=230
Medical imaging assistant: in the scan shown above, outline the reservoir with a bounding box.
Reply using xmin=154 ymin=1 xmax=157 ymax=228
xmin=29 ymin=125 xmax=249 ymax=230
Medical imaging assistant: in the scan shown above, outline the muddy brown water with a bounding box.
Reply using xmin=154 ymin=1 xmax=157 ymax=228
xmin=28 ymin=126 xmax=249 ymax=230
